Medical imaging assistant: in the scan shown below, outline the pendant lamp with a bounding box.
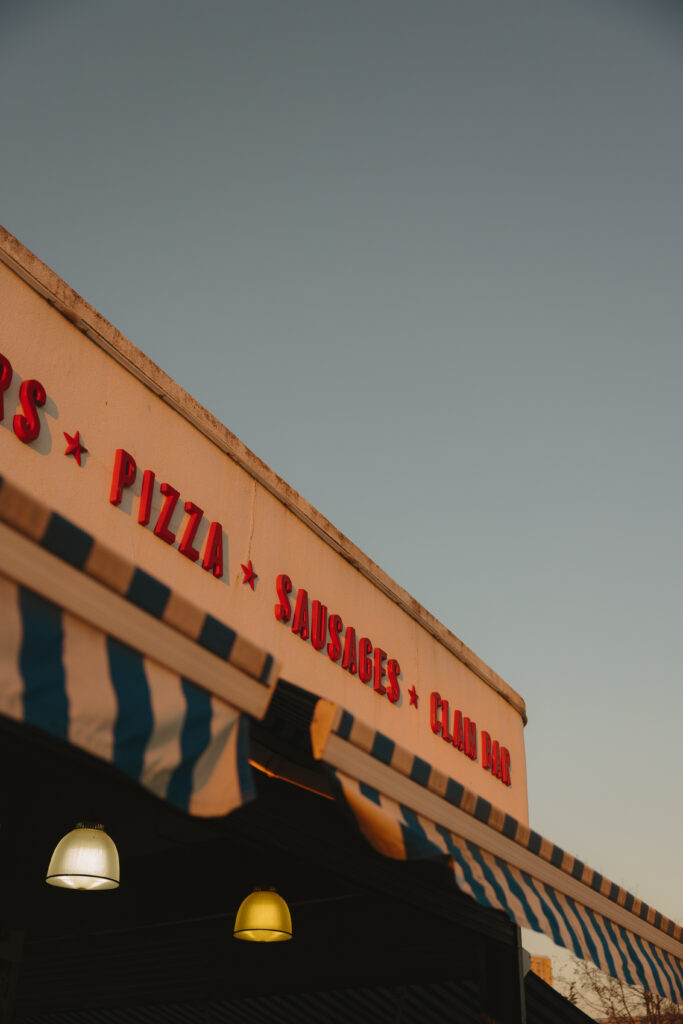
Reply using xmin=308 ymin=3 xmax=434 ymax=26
xmin=45 ymin=823 xmax=120 ymax=890
xmin=233 ymin=887 xmax=292 ymax=942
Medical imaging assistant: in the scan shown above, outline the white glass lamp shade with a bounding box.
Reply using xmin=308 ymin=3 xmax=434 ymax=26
xmin=45 ymin=823 xmax=120 ymax=890
xmin=233 ymin=888 xmax=292 ymax=942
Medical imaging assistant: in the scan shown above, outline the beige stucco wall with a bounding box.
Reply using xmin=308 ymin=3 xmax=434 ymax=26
xmin=0 ymin=228 xmax=529 ymax=821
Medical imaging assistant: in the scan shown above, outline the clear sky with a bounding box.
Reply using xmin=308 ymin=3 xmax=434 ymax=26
xmin=3 ymin=0 xmax=683 ymax=956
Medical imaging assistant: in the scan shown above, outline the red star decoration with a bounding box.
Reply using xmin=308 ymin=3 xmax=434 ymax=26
xmin=241 ymin=560 xmax=258 ymax=590
xmin=408 ymin=686 xmax=419 ymax=708
xmin=63 ymin=430 xmax=88 ymax=467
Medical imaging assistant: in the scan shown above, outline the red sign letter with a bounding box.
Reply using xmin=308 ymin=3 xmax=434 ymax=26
xmin=482 ymin=731 xmax=492 ymax=770
xmin=464 ymin=719 xmax=477 ymax=761
xmin=430 ymin=692 xmax=442 ymax=735
xmin=373 ymin=648 xmax=387 ymax=696
xmin=311 ymin=600 xmax=327 ymax=650
xmin=386 ymin=659 xmax=400 ymax=703
xmin=359 ymin=637 xmax=373 ymax=684
xmin=154 ymin=482 xmax=180 ymax=545
xmin=501 ymin=748 xmax=511 ymax=786
xmin=291 ymin=589 xmax=310 ymax=640
xmin=327 ymin=613 xmax=343 ymax=661
xmin=13 ymin=379 xmax=46 ymax=444
xmin=453 ymin=711 xmax=464 ymax=751
xmin=342 ymin=627 xmax=358 ymax=675
xmin=492 ymin=740 xmax=501 ymax=779
xmin=109 ymin=449 xmax=137 ymax=505
xmin=178 ymin=501 xmax=204 ymax=562
xmin=202 ymin=522 xmax=224 ymax=577
xmin=138 ymin=469 xmax=155 ymax=525
xmin=440 ymin=700 xmax=453 ymax=744
xmin=274 ymin=574 xmax=293 ymax=622
xmin=0 ymin=354 xmax=12 ymax=421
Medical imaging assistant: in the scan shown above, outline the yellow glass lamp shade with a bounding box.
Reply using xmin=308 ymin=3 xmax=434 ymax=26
xmin=233 ymin=888 xmax=292 ymax=942
xmin=45 ymin=823 xmax=120 ymax=890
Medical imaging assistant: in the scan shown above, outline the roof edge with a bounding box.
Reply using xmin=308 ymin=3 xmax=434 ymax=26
xmin=0 ymin=225 xmax=527 ymax=725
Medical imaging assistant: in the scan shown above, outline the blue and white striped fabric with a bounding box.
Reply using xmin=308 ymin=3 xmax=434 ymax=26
xmin=447 ymin=835 xmax=683 ymax=1006
xmin=333 ymin=769 xmax=683 ymax=1007
xmin=0 ymin=575 xmax=254 ymax=817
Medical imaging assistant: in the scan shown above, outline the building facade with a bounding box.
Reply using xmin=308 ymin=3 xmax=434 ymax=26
xmin=0 ymin=226 xmax=681 ymax=1023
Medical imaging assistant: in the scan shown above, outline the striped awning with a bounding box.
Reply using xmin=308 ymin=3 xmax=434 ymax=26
xmin=0 ymin=476 xmax=279 ymax=818
xmin=311 ymin=700 xmax=683 ymax=1006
